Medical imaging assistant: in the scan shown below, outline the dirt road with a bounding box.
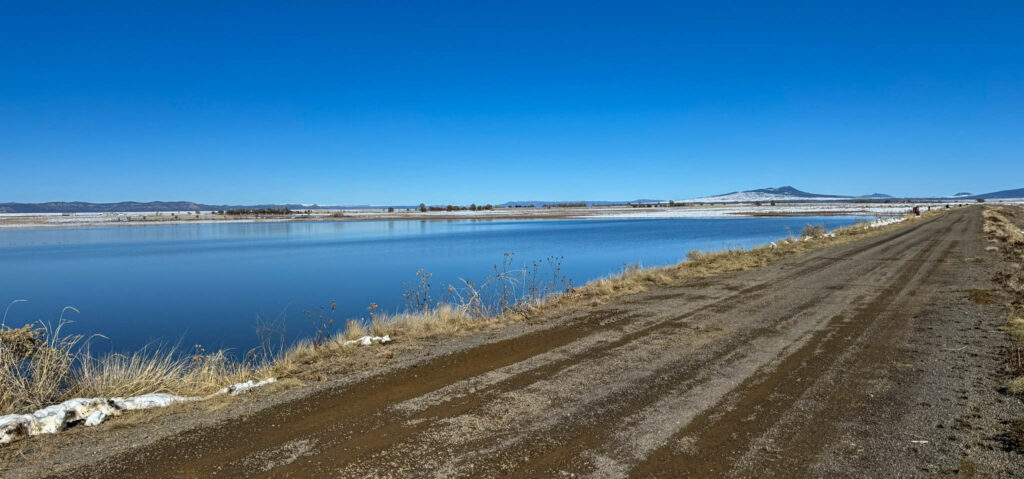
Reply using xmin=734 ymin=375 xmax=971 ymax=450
xmin=47 ymin=207 xmax=1024 ymax=477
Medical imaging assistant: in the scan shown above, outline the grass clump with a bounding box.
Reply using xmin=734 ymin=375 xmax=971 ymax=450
xmin=0 ymin=315 xmax=262 ymax=416
xmin=1009 ymin=308 xmax=1024 ymax=395
xmin=0 ymin=320 xmax=78 ymax=415
xmin=984 ymin=208 xmax=1024 ymax=247
xmin=0 ymin=300 xmax=265 ymax=416
xmin=73 ymin=348 xmax=253 ymax=400
xmin=802 ymin=223 xmax=827 ymax=238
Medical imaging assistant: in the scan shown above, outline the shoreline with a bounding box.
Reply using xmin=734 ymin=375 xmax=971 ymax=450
xmin=0 ymin=202 xmax=935 ymax=230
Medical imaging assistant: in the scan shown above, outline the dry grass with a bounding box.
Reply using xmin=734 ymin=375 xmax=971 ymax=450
xmin=981 ymin=206 xmax=1024 ymax=451
xmin=0 ymin=319 xmax=263 ymax=416
xmin=982 ymin=206 xmax=1024 ymax=396
xmin=1009 ymin=309 xmax=1024 ymax=395
xmin=984 ymin=208 xmax=1024 ymax=247
xmin=0 ymin=210 xmax=936 ymax=420
xmin=0 ymin=304 xmax=494 ymax=416
xmin=265 ymin=305 xmax=494 ymax=380
xmin=72 ymin=349 xmax=253 ymax=400
xmin=0 ymin=312 xmax=85 ymax=415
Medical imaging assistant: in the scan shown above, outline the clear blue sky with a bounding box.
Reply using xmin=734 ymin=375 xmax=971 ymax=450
xmin=2 ymin=1 xmax=1021 ymax=204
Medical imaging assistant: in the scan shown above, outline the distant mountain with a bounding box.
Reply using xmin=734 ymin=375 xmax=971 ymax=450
xmin=971 ymin=188 xmax=1024 ymax=200
xmin=0 ymin=201 xmax=365 ymax=214
xmin=689 ymin=186 xmax=851 ymax=203
xmin=688 ymin=186 xmax=1024 ymax=203
xmin=0 ymin=201 xmax=211 ymax=213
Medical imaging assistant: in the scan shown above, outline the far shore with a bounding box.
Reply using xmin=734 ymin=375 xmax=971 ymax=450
xmin=0 ymin=202 xmax=977 ymax=229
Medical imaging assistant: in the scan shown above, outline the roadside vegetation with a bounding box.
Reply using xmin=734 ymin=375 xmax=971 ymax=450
xmin=0 ymin=210 xmax=933 ymax=427
xmin=981 ymin=209 xmax=1024 ymax=383
xmin=981 ymin=206 xmax=1024 ymax=450
xmin=218 ymin=207 xmax=296 ymax=216
xmin=0 ymin=311 xmax=252 ymax=416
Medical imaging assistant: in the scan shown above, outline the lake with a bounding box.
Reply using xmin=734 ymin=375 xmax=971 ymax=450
xmin=0 ymin=216 xmax=868 ymax=354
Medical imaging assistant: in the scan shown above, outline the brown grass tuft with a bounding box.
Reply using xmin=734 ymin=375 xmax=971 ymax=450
xmin=0 ymin=318 xmax=81 ymax=414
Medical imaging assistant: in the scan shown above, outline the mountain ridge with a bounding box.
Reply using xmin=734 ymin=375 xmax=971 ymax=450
xmin=689 ymin=186 xmax=853 ymax=203
xmin=688 ymin=186 xmax=1024 ymax=203
xmin=2 ymin=186 xmax=1022 ymax=213
xmin=0 ymin=201 xmax=363 ymax=214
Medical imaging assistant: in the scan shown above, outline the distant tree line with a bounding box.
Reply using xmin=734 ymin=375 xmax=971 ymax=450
xmin=545 ymin=202 xmax=587 ymax=208
xmin=218 ymin=207 xmax=295 ymax=216
xmin=630 ymin=201 xmax=702 ymax=208
xmin=418 ymin=203 xmax=495 ymax=212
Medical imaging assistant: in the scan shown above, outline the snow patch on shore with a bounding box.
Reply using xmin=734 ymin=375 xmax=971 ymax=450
xmin=0 ymin=379 xmax=277 ymax=445
xmin=867 ymin=216 xmax=907 ymax=228
xmin=218 ymin=378 xmax=277 ymax=396
xmin=343 ymin=335 xmax=391 ymax=347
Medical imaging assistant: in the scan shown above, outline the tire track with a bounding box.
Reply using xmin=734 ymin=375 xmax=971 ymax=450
xmin=483 ymin=214 xmax=962 ymax=478
xmin=628 ymin=216 xmax=960 ymax=477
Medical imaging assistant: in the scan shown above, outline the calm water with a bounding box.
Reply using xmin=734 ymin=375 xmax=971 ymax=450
xmin=0 ymin=216 xmax=867 ymax=354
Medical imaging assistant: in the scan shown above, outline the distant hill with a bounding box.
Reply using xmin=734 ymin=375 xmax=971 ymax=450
xmin=0 ymin=201 xmax=212 ymax=213
xmin=0 ymin=201 xmax=366 ymax=214
xmin=689 ymin=186 xmax=852 ymax=203
xmin=688 ymin=186 xmax=1024 ymax=203
xmin=971 ymin=188 xmax=1024 ymax=200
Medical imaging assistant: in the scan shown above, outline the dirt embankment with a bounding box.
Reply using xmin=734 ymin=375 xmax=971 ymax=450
xmin=5 ymin=206 xmax=1023 ymax=478
xmin=982 ymin=206 xmax=1024 ymax=450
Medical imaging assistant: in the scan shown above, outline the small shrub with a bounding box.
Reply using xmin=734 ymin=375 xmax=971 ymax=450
xmin=802 ymin=223 xmax=827 ymax=238
xmin=402 ymin=269 xmax=434 ymax=313
xmin=303 ymin=303 xmax=336 ymax=348
xmin=0 ymin=309 xmax=89 ymax=414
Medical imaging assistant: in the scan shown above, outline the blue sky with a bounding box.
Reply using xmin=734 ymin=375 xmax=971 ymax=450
xmin=1 ymin=1 xmax=1022 ymax=204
